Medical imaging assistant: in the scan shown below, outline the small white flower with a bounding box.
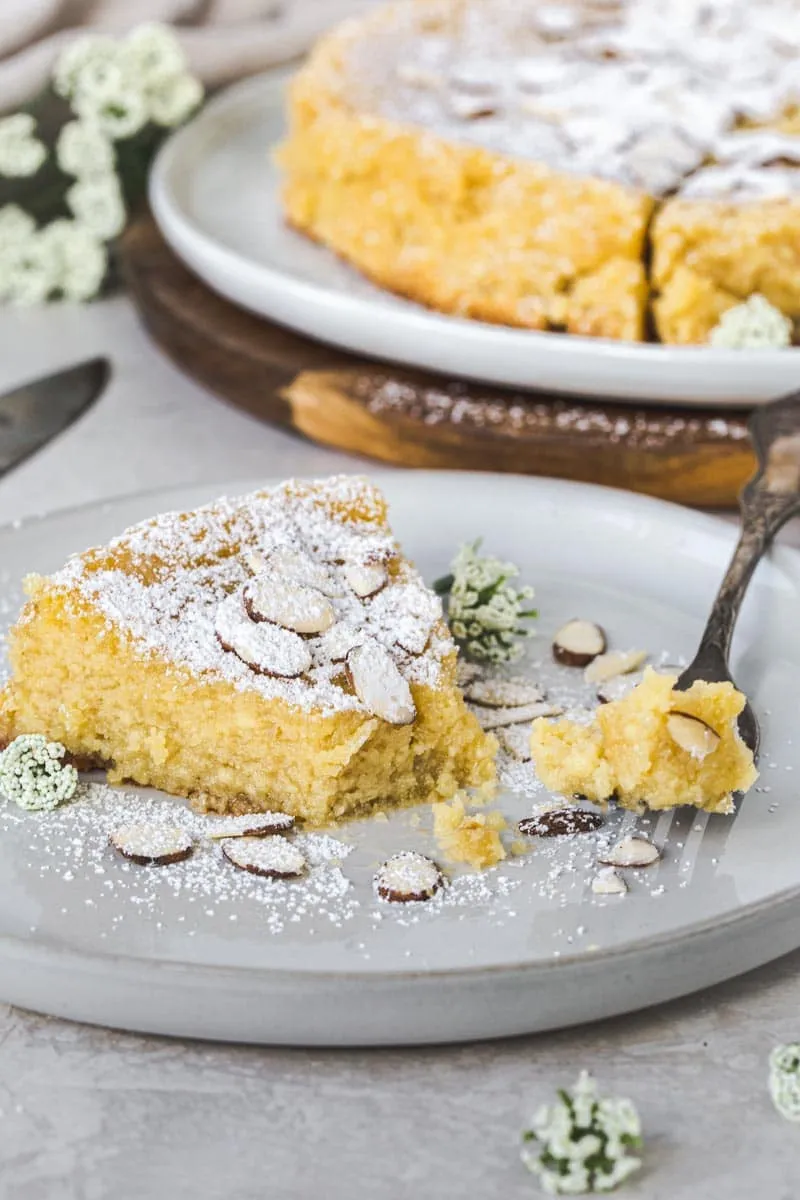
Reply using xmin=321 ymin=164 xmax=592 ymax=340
xmin=0 ymin=734 xmax=77 ymax=809
xmin=53 ymin=34 xmax=120 ymax=100
xmin=0 ymin=204 xmax=36 ymax=251
xmin=0 ymin=231 xmax=60 ymax=307
xmin=0 ymin=113 xmax=47 ymax=178
xmin=73 ymin=73 xmax=150 ymax=141
xmin=40 ymin=219 xmax=108 ymax=302
xmin=769 ymin=1043 xmax=800 ymax=1121
xmin=123 ymin=22 xmax=188 ymax=85
xmin=56 ymin=120 xmax=115 ymax=179
xmin=709 ymin=293 xmax=793 ymax=349
xmin=146 ymin=71 xmax=204 ymax=127
xmin=67 ymin=175 xmax=126 ymax=241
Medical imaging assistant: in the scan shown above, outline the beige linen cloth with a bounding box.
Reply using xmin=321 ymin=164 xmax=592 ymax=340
xmin=0 ymin=0 xmax=377 ymax=111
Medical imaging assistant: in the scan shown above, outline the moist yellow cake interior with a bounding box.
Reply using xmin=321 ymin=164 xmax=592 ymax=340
xmin=0 ymin=476 xmax=496 ymax=825
xmin=530 ymin=667 xmax=758 ymax=814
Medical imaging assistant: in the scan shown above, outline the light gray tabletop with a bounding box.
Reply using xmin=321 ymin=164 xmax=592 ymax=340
xmin=0 ymin=299 xmax=797 ymax=1199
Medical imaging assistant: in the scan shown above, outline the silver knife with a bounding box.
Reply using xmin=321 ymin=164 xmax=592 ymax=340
xmin=0 ymin=357 xmax=111 ymax=480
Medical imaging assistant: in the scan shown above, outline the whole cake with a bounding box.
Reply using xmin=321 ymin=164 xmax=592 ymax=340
xmin=0 ymin=476 xmax=496 ymax=824
xmin=279 ymin=0 xmax=800 ymax=344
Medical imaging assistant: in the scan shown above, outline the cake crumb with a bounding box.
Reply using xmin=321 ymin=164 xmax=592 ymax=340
xmin=432 ymin=794 xmax=507 ymax=869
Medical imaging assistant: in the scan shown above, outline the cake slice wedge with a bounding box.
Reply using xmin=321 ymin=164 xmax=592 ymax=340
xmin=0 ymin=476 xmax=496 ymax=825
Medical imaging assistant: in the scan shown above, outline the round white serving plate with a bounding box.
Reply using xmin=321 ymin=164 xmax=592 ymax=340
xmin=1 ymin=472 xmax=799 ymax=1046
xmin=151 ymin=74 xmax=800 ymax=408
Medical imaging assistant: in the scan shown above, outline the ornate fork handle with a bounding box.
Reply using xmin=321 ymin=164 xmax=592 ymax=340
xmin=681 ymin=392 xmax=800 ymax=685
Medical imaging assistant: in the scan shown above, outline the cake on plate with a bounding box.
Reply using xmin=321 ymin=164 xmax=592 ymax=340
xmin=0 ymin=476 xmax=496 ymax=824
xmin=279 ymin=0 xmax=800 ymax=344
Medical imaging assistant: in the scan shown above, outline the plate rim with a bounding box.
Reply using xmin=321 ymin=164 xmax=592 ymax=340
xmin=149 ymin=71 xmax=800 ymax=407
xmin=2 ymin=469 xmax=799 ymax=985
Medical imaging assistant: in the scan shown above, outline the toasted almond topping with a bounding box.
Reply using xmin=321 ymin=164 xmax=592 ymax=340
xmin=584 ymin=649 xmax=648 ymax=685
xmin=592 ymin=867 xmax=628 ymax=895
xmin=375 ymin=851 xmax=444 ymax=902
xmin=597 ymin=669 xmax=646 ymax=704
xmin=110 ymin=824 xmax=193 ymax=866
xmin=471 ymin=701 xmax=563 ymax=730
xmin=205 ymin=811 xmax=295 ymax=840
xmin=215 ymin=593 xmax=312 ymax=678
xmin=265 ymin=546 xmax=341 ymax=596
xmin=245 ymin=574 xmax=335 ymax=635
xmin=222 ymin=835 xmax=306 ymax=879
xmin=464 ymin=677 xmax=544 ymax=708
xmin=343 ymin=561 xmax=388 ymax=598
xmin=346 ymin=640 xmax=416 ymax=725
xmin=598 ymin=836 xmax=661 ymax=869
xmin=313 ymin=621 xmax=364 ymax=663
xmin=496 ymin=724 xmax=533 ymax=761
xmin=553 ymin=619 xmax=607 ymax=667
xmin=518 ymin=808 xmax=604 ymax=837
xmin=666 ymin=710 xmax=721 ymax=759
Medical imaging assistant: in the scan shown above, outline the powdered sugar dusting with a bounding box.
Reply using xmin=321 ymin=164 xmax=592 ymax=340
xmin=47 ymin=476 xmax=451 ymax=717
xmin=344 ymin=0 xmax=800 ymax=199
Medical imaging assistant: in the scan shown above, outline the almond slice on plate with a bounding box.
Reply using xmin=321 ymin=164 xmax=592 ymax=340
xmin=346 ymin=640 xmax=416 ymax=725
xmin=205 ymin=811 xmax=295 ymax=840
xmin=456 ymin=660 xmax=483 ymax=687
xmin=597 ymin=668 xmax=645 ymax=705
xmin=471 ymin=701 xmax=563 ymax=731
xmin=343 ymin=561 xmax=388 ymax=599
xmin=110 ymin=824 xmax=193 ymax=866
xmin=245 ymin=574 xmax=335 ymax=635
xmin=375 ymin=851 xmax=444 ymax=902
xmin=591 ymin=867 xmax=628 ymax=895
xmin=666 ymin=711 xmax=721 ymax=759
xmin=598 ymin=835 xmax=661 ymax=868
xmin=215 ymin=593 xmax=312 ymax=678
xmin=518 ymin=808 xmax=604 ymax=837
xmin=552 ymin=619 xmax=606 ymax=667
xmin=496 ymin=725 xmax=533 ymax=762
xmin=584 ymin=649 xmax=647 ymax=685
xmin=222 ymin=835 xmax=306 ymax=879
xmin=463 ymin=677 xmax=545 ymax=708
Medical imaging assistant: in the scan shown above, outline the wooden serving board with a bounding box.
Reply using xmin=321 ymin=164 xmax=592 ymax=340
xmin=121 ymin=215 xmax=756 ymax=508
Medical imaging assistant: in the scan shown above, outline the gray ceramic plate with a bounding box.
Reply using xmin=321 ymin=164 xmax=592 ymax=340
xmin=0 ymin=472 xmax=798 ymax=1046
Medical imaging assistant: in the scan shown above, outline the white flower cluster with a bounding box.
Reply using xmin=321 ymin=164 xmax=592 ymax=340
xmin=521 ymin=1071 xmax=643 ymax=1195
xmin=0 ymin=23 xmax=203 ymax=306
xmin=54 ymin=23 xmax=203 ymax=137
xmin=769 ymin=1044 xmax=800 ymax=1122
xmin=435 ymin=539 xmax=537 ymax=664
xmin=0 ymin=114 xmax=47 ymax=177
xmin=0 ymin=734 xmax=78 ymax=812
xmin=709 ymin=293 xmax=793 ymax=349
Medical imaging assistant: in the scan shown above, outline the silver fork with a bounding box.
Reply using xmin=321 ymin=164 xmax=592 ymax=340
xmin=674 ymin=391 xmax=800 ymax=758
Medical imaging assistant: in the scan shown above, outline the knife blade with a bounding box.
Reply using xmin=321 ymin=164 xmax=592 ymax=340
xmin=0 ymin=357 xmax=110 ymax=480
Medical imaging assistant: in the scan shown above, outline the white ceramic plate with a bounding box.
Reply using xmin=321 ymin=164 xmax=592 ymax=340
xmin=151 ymin=74 xmax=800 ymax=408
xmin=1 ymin=472 xmax=799 ymax=1046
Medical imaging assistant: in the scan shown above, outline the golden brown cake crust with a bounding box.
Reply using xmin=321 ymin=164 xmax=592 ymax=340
xmin=0 ymin=476 xmax=496 ymax=824
xmin=278 ymin=3 xmax=652 ymax=341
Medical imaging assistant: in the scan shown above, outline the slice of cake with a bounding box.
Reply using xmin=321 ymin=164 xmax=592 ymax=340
xmin=0 ymin=476 xmax=496 ymax=825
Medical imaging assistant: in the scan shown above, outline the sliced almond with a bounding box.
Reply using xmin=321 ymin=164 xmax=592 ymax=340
xmin=216 ymin=593 xmax=312 ymax=678
xmin=313 ymin=621 xmax=364 ymax=664
xmin=464 ymin=677 xmax=544 ymax=708
xmin=598 ymin=835 xmax=661 ymax=869
xmin=666 ymin=710 xmax=721 ymax=760
xmin=518 ymin=808 xmax=604 ymax=837
xmin=222 ymin=835 xmax=306 ymax=879
xmin=343 ymin=561 xmax=388 ymax=599
xmin=375 ymin=851 xmax=444 ymax=902
xmin=456 ymin=660 xmax=483 ymax=687
xmin=346 ymin=640 xmax=416 ymax=725
xmin=597 ymin=669 xmax=645 ymax=705
xmin=553 ymin=619 xmax=607 ymax=667
xmin=245 ymin=575 xmax=335 ymax=636
xmin=110 ymin=824 xmax=193 ymax=867
xmin=585 ymin=649 xmax=648 ymax=685
xmin=205 ymin=811 xmax=295 ymax=840
xmin=265 ymin=546 xmax=341 ymax=596
xmin=591 ymin=867 xmax=628 ymax=895
xmin=496 ymin=724 xmax=533 ymax=762
xmin=471 ymin=701 xmax=563 ymax=731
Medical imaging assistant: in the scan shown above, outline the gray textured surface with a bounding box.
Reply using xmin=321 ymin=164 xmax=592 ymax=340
xmin=0 ymin=300 xmax=798 ymax=1197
